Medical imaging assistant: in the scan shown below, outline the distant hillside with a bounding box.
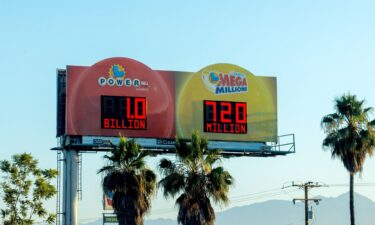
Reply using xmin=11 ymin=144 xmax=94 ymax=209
xmin=82 ymin=192 xmax=375 ymax=225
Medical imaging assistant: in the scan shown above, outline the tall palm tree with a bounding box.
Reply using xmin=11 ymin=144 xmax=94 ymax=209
xmin=321 ymin=94 xmax=375 ymax=225
xmin=98 ymin=137 xmax=157 ymax=225
xmin=158 ymin=131 xmax=234 ymax=225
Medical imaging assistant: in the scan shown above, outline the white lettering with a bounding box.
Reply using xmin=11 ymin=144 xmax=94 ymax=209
xmin=98 ymin=77 xmax=106 ymax=86
xmin=98 ymin=77 xmax=148 ymax=88
xmin=116 ymin=79 xmax=124 ymax=86
xmin=107 ymin=78 xmax=115 ymax=86
xmin=133 ymin=79 xmax=140 ymax=87
xmin=125 ymin=78 xmax=132 ymax=87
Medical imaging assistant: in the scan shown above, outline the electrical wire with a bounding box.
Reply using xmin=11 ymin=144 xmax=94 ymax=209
xmin=149 ymin=187 xmax=302 ymax=216
xmin=326 ymin=182 xmax=375 ymax=187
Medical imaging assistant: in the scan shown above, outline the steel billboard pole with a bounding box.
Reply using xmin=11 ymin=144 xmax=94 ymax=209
xmin=63 ymin=149 xmax=79 ymax=225
xmin=62 ymin=150 xmax=66 ymax=225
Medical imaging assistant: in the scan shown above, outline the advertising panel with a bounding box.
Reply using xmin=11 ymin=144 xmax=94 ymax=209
xmin=174 ymin=64 xmax=277 ymax=142
xmin=103 ymin=192 xmax=113 ymax=210
xmin=63 ymin=57 xmax=277 ymax=143
xmin=66 ymin=58 xmax=175 ymax=138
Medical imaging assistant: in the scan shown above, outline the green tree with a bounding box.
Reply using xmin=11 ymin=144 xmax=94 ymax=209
xmin=321 ymin=94 xmax=375 ymax=225
xmin=98 ymin=137 xmax=157 ymax=225
xmin=158 ymin=131 xmax=234 ymax=225
xmin=0 ymin=153 xmax=57 ymax=225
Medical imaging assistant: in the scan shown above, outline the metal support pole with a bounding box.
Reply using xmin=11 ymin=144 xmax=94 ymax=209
xmin=63 ymin=150 xmax=79 ymax=225
xmin=62 ymin=150 xmax=67 ymax=225
xmin=304 ymin=185 xmax=308 ymax=225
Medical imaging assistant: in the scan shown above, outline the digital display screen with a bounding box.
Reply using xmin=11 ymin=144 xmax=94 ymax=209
xmin=101 ymin=96 xmax=147 ymax=130
xmin=204 ymin=100 xmax=247 ymax=134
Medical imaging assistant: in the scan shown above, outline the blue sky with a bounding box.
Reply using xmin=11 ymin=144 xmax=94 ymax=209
xmin=1 ymin=0 xmax=375 ymax=223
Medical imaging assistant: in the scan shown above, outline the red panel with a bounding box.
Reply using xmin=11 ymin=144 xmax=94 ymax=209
xmin=66 ymin=57 xmax=175 ymax=138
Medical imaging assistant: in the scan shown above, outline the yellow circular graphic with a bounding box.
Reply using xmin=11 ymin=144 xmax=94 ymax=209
xmin=176 ymin=63 xmax=277 ymax=142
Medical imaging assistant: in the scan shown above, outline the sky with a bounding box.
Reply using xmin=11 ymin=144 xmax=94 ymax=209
xmin=1 ymin=0 xmax=375 ymax=223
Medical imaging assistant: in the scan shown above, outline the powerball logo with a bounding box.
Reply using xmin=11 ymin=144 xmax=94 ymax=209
xmin=108 ymin=64 xmax=126 ymax=79
xmin=98 ymin=64 xmax=147 ymax=88
xmin=202 ymin=71 xmax=248 ymax=95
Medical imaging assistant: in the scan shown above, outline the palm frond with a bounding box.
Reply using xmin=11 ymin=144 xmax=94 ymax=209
xmin=158 ymin=172 xmax=185 ymax=198
xmin=364 ymin=107 xmax=373 ymax=114
xmin=207 ymin=167 xmax=233 ymax=205
xmin=191 ymin=131 xmax=204 ymax=160
xmin=143 ymin=169 xmax=157 ymax=195
xmin=175 ymin=138 xmax=192 ymax=161
xmin=321 ymin=113 xmax=341 ymax=132
xmin=97 ymin=165 xmax=115 ymax=175
xmin=124 ymin=139 xmax=141 ymax=160
xmin=205 ymin=149 xmax=222 ymax=166
xmin=369 ymin=119 xmax=375 ymax=127
xmin=158 ymin=158 xmax=176 ymax=175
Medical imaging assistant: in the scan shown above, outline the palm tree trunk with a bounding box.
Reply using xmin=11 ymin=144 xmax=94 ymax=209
xmin=117 ymin=212 xmax=126 ymax=225
xmin=350 ymin=173 xmax=355 ymax=225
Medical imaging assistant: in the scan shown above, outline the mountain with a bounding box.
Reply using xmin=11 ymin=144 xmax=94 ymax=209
xmin=81 ymin=192 xmax=375 ymax=225
xmin=312 ymin=192 xmax=375 ymax=225
xmin=215 ymin=192 xmax=375 ymax=225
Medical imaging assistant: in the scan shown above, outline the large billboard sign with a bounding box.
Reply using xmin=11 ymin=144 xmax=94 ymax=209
xmin=58 ymin=57 xmax=277 ymax=145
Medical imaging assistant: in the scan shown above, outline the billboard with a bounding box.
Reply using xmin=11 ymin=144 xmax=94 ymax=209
xmin=61 ymin=57 xmax=277 ymax=143
xmin=103 ymin=192 xmax=113 ymax=210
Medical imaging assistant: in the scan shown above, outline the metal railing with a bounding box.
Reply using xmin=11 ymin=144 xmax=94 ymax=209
xmin=269 ymin=133 xmax=296 ymax=154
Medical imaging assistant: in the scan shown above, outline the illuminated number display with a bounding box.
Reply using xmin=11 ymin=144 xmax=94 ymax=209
xmin=101 ymin=96 xmax=147 ymax=130
xmin=204 ymin=100 xmax=247 ymax=134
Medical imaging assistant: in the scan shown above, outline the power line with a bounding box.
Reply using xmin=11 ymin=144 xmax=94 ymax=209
xmin=230 ymin=188 xmax=300 ymax=204
xmin=326 ymin=183 xmax=375 ymax=187
xmin=150 ymin=187 xmax=302 ymax=215
xmin=230 ymin=187 xmax=286 ymax=199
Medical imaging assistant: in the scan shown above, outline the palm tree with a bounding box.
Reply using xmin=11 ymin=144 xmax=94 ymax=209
xmin=98 ymin=137 xmax=157 ymax=225
xmin=158 ymin=131 xmax=234 ymax=225
xmin=321 ymin=94 xmax=375 ymax=225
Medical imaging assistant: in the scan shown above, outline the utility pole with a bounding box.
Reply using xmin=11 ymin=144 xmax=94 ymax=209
xmin=284 ymin=181 xmax=324 ymax=225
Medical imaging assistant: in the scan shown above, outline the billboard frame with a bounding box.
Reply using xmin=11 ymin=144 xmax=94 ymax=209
xmin=52 ymin=134 xmax=295 ymax=157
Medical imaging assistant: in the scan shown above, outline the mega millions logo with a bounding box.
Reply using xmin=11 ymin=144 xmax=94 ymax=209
xmin=98 ymin=64 xmax=148 ymax=88
xmin=202 ymin=71 xmax=248 ymax=95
